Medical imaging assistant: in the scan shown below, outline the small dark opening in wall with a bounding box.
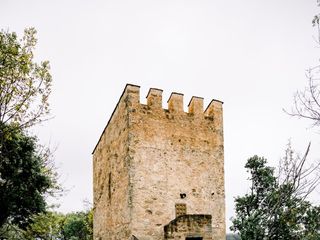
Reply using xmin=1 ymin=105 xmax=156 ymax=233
xmin=180 ymin=193 xmax=186 ymax=199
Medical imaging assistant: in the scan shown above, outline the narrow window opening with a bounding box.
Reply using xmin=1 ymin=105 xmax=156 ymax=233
xmin=108 ymin=172 xmax=112 ymax=202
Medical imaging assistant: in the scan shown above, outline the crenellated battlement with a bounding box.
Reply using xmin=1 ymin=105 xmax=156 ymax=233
xmin=93 ymin=84 xmax=223 ymax=154
xmin=123 ymin=83 xmax=223 ymax=117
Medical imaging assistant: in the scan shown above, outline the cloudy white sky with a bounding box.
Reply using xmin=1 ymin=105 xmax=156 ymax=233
xmin=1 ymin=0 xmax=320 ymax=230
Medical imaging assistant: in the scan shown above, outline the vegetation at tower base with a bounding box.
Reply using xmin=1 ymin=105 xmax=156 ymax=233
xmin=22 ymin=211 xmax=65 ymax=239
xmin=59 ymin=210 xmax=93 ymax=240
xmin=0 ymin=209 xmax=93 ymax=239
xmin=24 ymin=210 xmax=93 ymax=240
xmin=230 ymin=145 xmax=320 ymax=240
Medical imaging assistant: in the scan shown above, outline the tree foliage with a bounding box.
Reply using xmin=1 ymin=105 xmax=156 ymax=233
xmin=0 ymin=27 xmax=56 ymax=235
xmin=23 ymin=210 xmax=93 ymax=240
xmin=23 ymin=211 xmax=65 ymax=240
xmin=0 ymin=123 xmax=57 ymax=231
xmin=61 ymin=211 xmax=93 ymax=240
xmin=231 ymin=146 xmax=320 ymax=240
xmin=0 ymin=210 xmax=93 ymax=240
xmin=0 ymin=27 xmax=52 ymax=129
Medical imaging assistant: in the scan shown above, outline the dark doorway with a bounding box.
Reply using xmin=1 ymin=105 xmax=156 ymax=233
xmin=186 ymin=238 xmax=202 ymax=240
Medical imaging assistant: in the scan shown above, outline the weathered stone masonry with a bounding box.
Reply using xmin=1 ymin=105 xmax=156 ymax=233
xmin=92 ymin=84 xmax=225 ymax=240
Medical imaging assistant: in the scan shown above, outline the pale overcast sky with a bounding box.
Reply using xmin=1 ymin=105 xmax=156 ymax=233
xmin=1 ymin=0 xmax=320 ymax=230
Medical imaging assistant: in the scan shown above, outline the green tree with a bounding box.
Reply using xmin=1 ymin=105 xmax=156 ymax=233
xmin=0 ymin=27 xmax=56 ymax=235
xmin=231 ymin=147 xmax=320 ymax=239
xmin=61 ymin=211 xmax=93 ymax=240
xmin=0 ymin=124 xmax=57 ymax=232
xmin=23 ymin=211 xmax=65 ymax=240
xmin=0 ymin=27 xmax=52 ymax=129
xmin=2 ymin=209 xmax=94 ymax=240
xmin=0 ymin=223 xmax=25 ymax=240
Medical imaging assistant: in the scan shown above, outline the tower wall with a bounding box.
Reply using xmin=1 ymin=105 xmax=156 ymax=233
xmin=93 ymin=85 xmax=140 ymax=239
xmin=93 ymin=84 xmax=225 ymax=240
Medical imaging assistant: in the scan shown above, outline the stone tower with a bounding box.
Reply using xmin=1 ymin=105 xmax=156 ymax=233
xmin=92 ymin=84 xmax=225 ymax=240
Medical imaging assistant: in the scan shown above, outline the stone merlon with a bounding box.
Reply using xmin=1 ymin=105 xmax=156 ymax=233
xmin=146 ymin=88 xmax=163 ymax=109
